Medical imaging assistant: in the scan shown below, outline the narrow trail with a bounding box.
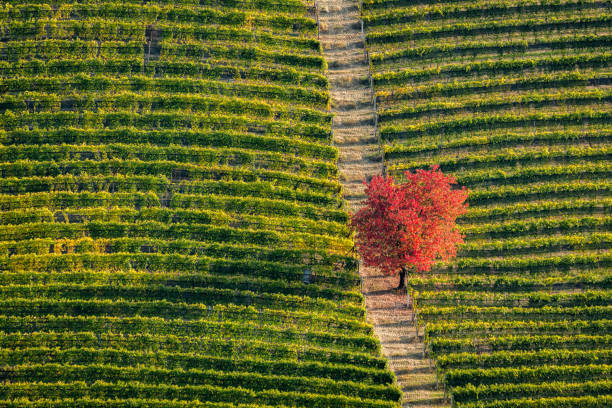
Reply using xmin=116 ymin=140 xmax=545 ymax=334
xmin=360 ymin=269 xmax=445 ymax=408
xmin=317 ymin=2 xmax=446 ymax=407
xmin=316 ymin=0 xmax=381 ymax=212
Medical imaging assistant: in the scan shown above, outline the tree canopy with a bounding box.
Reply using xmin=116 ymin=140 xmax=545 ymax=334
xmin=351 ymin=166 xmax=469 ymax=276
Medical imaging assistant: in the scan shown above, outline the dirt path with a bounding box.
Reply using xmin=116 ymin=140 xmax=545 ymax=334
xmin=360 ymin=267 xmax=445 ymax=408
xmin=316 ymin=2 xmax=446 ymax=406
xmin=316 ymin=0 xmax=381 ymax=211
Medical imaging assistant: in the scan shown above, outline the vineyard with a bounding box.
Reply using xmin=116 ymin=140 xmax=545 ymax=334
xmin=3 ymin=0 xmax=612 ymax=406
xmin=361 ymin=0 xmax=612 ymax=406
xmin=0 ymin=1 xmax=403 ymax=407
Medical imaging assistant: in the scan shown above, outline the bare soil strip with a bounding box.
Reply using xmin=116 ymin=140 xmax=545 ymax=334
xmin=317 ymin=0 xmax=381 ymax=212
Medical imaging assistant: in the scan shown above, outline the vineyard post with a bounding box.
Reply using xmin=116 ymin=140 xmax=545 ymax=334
xmin=406 ymin=287 xmax=411 ymax=309
xmin=435 ymin=363 xmax=438 ymax=386
xmin=314 ymin=0 xmax=319 ymax=41
xmin=146 ymin=26 xmax=152 ymax=64
xmin=359 ymin=262 xmax=363 ymax=293
xmin=374 ymin=89 xmax=384 ymax=175
xmin=331 ymin=115 xmax=334 ymax=147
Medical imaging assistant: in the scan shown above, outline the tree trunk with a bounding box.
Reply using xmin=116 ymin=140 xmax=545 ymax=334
xmin=397 ymin=267 xmax=406 ymax=290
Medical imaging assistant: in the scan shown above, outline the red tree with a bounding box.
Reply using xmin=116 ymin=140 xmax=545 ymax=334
xmin=351 ymin=166 xmax=468 ymax=289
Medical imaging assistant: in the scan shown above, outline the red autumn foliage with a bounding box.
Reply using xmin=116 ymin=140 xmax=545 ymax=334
xmin=351 ymin=166 xmax=469 ymax=277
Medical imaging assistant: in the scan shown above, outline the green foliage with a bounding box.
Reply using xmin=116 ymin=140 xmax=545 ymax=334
xmin=0 ymin=0 xmax=398 ymax=406
xmin=363 ymin=0 xmax=612 ymax=404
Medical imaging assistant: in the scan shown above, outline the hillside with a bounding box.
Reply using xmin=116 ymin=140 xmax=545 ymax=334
xmin=361 ymin=0 xmax=612 ymax=407
xmin=0 ymin=1 xmax=402 ymax=407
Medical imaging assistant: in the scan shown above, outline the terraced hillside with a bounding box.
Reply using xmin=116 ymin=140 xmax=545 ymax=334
xmin=361 ymin=0 xmax=612 ymax=407
xmin=0 ymin=1 xmax=402 ymax=407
